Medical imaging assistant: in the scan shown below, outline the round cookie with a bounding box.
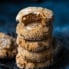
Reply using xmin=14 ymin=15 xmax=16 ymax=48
xmin=0 ymin=32 xmax=17 ymax=59
xmin=16 ymin=23 xmax=52 ymax=41
xmin=16 ymin=7 xmax=53 ymax=24
xmin=18 ymin=46 xmax=53 ymax=63
xmin=16 ymin=35 xmax=53 ymax=52
xmin=16 ymin=53 xmax=53 ymax=69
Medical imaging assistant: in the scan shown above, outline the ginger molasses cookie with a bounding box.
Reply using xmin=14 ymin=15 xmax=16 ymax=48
xmin=0 ymin=32 xmax=17 ymax=59
xmin=18 ymin=46 xmax=53 ymax=63
xmin=16 ymin=7 xmax=53 ymax=24
xmin=16 ymin=7 xmax=53 ymax=41
xmin=17 ymin=35 xmax=53 ymax=52
xmin=16 ymin=53 xmax=53 ymax=69
xmin=16 ymin=23 xmax=52 ymax=41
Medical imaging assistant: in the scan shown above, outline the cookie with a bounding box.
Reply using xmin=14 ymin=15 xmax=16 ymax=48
xmin=16 ymin=35 xmax=52 ymax=52
xmin=0 ymin=32 xmax=17 ymax=59
xmin=16 ymin=23 xmax=52 ymax=41
xmin=16 ymin=7 xmax=53 ymax=24
xmin=18 ymin=46 xmax=53 ymax=63
xmin=16 ymin=53 xmax=53 ymax=69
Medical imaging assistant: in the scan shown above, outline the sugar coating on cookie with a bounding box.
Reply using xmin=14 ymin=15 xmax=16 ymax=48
xmin=16 ymin=7 xmax=53 ymax=24
xmin=0 ymin=33 xmax=12 ymax=49
xmin=0 ymin=38 xmax=11 ymax=49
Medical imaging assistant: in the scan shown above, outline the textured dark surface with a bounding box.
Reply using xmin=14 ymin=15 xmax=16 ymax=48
xmin=0 ymin=1 xmax=69 ymax=69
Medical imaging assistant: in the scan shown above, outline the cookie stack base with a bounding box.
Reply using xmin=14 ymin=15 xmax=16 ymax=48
xmin=16 ymin=53 xmax=53 ymax=69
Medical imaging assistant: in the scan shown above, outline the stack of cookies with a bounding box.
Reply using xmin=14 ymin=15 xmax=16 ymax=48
xmin=16 ymin=7 xmax=54 ymax=69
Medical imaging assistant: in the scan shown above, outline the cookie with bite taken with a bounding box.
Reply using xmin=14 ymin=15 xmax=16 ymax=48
xmin=16 ymin=7 xmax=53 ymax=41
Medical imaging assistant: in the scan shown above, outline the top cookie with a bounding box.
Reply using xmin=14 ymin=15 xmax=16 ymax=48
xmin=16 ymin=7 xmax=54 ymax=25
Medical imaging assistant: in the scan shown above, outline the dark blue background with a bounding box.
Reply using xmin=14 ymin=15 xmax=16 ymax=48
xmin=0 ymin=1 xmax=69 ymax=69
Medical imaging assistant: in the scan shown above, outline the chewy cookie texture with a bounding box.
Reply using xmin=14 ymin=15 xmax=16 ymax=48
xmin=16 ymin=7 xmax=54 ymax=69
xmin=0 ymin=32 xmax=17 ymax=59
xmin=18 ymin=46 xmax=53 ymax=63
xmin=16 ymin=23 xmax=53 ymax=41
xmin=16 ymin=35 xmax=53 ymax=52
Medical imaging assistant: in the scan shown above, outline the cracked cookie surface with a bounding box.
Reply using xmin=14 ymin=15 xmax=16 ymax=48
xmin=16 ymin=23 xmax=52 ymax=41
xmin=16 ymin=7 xmax=53 ymax=24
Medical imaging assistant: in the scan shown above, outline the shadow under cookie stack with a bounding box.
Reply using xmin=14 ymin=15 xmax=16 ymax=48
xmin=16 ymin=7 xmax=54 ymax=69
